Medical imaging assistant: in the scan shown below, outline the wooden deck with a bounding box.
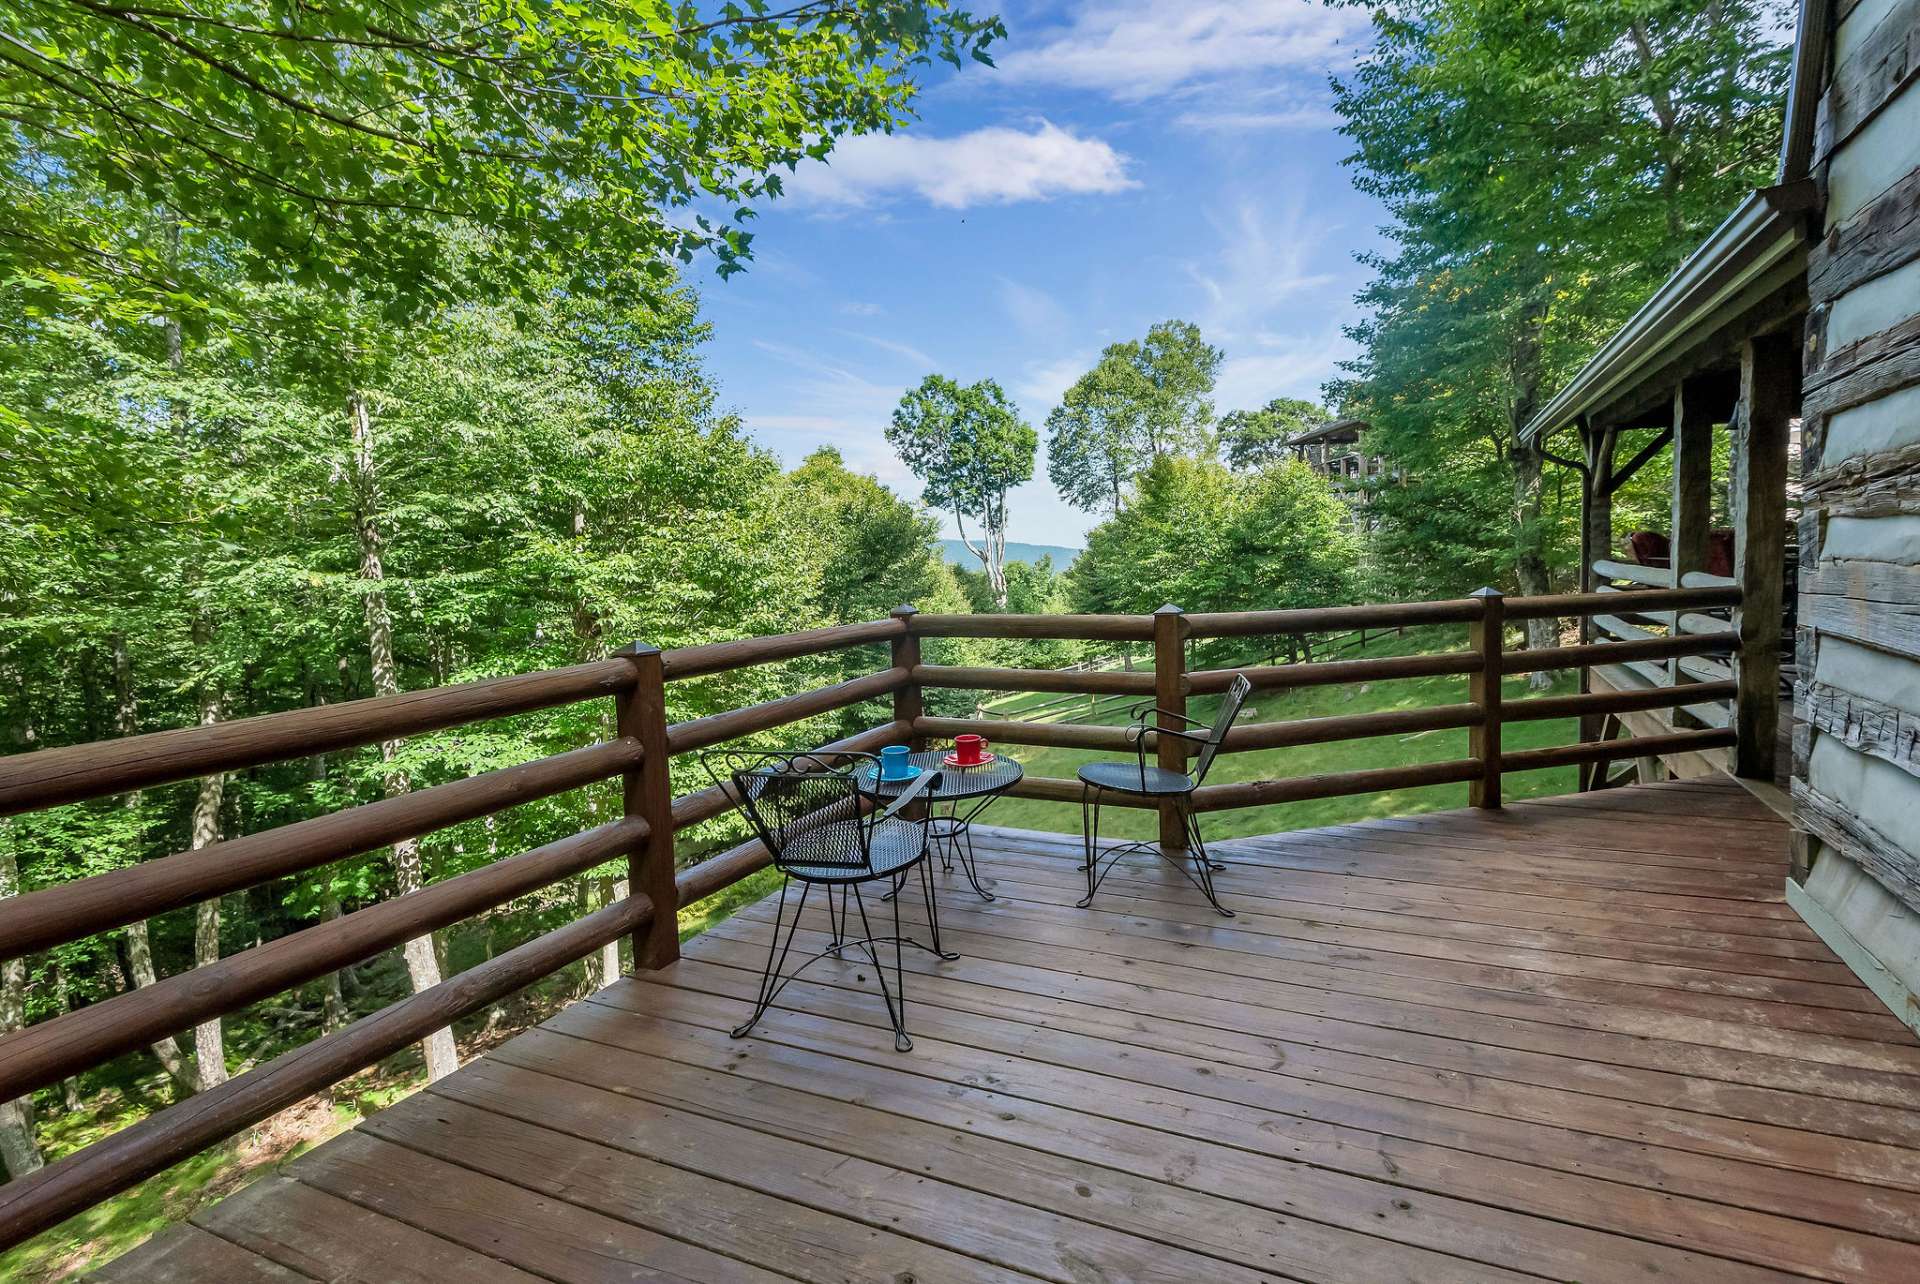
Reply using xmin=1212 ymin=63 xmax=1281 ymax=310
xmin=102 ymin=779 xmax=1920 ymax=1283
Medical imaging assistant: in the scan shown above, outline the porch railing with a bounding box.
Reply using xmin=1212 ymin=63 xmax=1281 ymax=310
xmin=0 ymin=584 xmax=1749 ymax=1248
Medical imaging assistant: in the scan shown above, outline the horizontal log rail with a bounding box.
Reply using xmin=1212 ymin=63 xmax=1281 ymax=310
xmin=1503 ymin=681 xmax=1739 ymax=722
xmin=1183 ymin=598 xmax=1483 ymax=637
xmin=1192 ymin=758 xmax=1485 ymax=811
xmin=1188 ymin=650 xmax=1481 ymax=693
xmin=1500 ymin=728 xmax=1738 ymax=773
xmin=659 ymin=618 xmax=904 ymax=680
xmin=908 ymin=613 xmax=1154 ymax=641
xmin=0 ymin=658 xmax=638 ymax=818
xmin=0 ymin=581 xmax=1775 ymax=1253
xmin=0 ymin=819 xmax=649 ymax=1104
xmin=1501 ymin=630 xmax=1738 ymax=675
xmin=913 ymin=664 xmax=1159 ymax=695
xmin=0 ymin=738 xmax=643 ymax=961
xmin=1505 ymin=584 xmax=1739 ymax=620
xmin=663 ymin=668 xmax=907 ymax=755
xmin=0 ymin=893 xmax=653 ymax=1252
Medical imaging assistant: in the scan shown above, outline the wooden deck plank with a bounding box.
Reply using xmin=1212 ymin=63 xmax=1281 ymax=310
xmin=482 ymin=1026 xmax=1543 ymax=1284
xmin=965 ymin=844 xmax=1858 ymax=983
xmin=705 ymin=908 xmax=1920 ymax=1172
xmin=356 ymin=1091 xmax=1050 ymax=1284
xmin=609 ymin=979 xmax=1892 ymax=1282
xmin=661 ymin=937 xmax=1920 ymax=1257
xmin=430 ymin=1053 xmax=1372 ymax=1284
xmin=191 ymin=1175 xmax=541 ymax=1283
xmin=89 ymin=1224 xmax=307 ymax=1282
xmin=289 ymin=1130 xmax=795 ymax=1283
xmin=546 ymin=994 xmax=1795 ymax=1283
xmin=104 ymin=779 xmax=1920 ymax=1284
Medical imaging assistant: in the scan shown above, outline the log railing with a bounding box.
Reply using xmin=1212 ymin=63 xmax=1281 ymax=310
xmin=0 ymin=584 xmax=1753 ymax=1248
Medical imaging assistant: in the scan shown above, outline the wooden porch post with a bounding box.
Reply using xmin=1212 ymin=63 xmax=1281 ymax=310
xmin=1733 ymin=331 xmax=1794 ymax=780
xmin=619 ymin=643 xmax=678 ymax=970
xmin=1469 ymin=588 xmax=1505 ymax=809
xmin=1578 ymin=421 xmax=1616 ymax=784
xmin=1670 ymin=381 xmax=1713 ymax=724
xmin=890 ymin=606 xmax=924 ymax=749
xmin=1152 ymin=604 xmax=1189 ymax=854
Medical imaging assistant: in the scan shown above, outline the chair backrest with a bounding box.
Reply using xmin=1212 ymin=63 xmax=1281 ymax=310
xmin=1192 ymin=674 xmax=1253 ymax=786
xmin=700 ymin=749 xmax=878 ymax=877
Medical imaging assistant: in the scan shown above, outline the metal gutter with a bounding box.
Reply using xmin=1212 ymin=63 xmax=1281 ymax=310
xmin=1521 ymin=180 xmax=1818 ymax=443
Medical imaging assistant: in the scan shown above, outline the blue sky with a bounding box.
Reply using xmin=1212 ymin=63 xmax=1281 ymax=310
xmin=697 ymin=1 xmax=1387 ymax=548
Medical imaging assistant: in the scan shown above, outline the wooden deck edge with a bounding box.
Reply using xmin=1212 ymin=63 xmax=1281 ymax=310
xmin=1786 ymin=875 xmax=1920 ymax=1037
xmin=1723 ymin=770 xmax=1796 ymax=822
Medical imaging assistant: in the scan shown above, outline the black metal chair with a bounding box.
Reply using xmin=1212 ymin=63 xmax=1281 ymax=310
xmin=701 ymin=749 xmax=952 ymax=1052
xmin=1077 ymin=673 xmax=1253 ymax=917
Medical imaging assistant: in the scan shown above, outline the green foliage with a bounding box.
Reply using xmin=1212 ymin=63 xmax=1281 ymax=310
xmin=1069 ymin=456 xmax=1360 ymax=620
xmin=1045 ymin=319 xmax=1222 ymax=513
xmin=1218 ymin=397 xmax=1325 ymax=471
xmin=1 ymin=1 xmax=1004 ymax=321
xmin=1328 ymin=0 xmax=1792 ymax=599
xmin=886 ymin=374 xmax=1036 ymax=605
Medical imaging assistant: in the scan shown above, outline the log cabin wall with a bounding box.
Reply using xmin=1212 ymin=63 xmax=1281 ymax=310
xmin=1791 ymin=0 xmax=1920 ymax=1033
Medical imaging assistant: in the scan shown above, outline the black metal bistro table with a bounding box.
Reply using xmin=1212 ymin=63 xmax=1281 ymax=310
xmin=856 ymin=750 xmax=1023 ymax=901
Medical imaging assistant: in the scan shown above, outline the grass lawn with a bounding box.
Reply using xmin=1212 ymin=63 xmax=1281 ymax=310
xmin=977 ymin=626 xmax=1581 ymax=842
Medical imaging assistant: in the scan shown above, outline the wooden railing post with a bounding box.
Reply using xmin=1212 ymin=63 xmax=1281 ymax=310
xmin=1468 ymin=588 xmax=1504 ymax=809
xmin=1733 ymin=331 xmax=1792 ymax=779
xmin=619 ymin=643 xmax=678 ymax=970
xmin=891 ymin=605 xmax=924 ymax=749
xmin=1152 ymin=603 xmax=1189 ymax=853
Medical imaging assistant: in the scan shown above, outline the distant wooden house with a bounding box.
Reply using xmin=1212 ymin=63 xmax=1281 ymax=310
xmin=1526 ymin=0 xmax=1920 ymax=1029
xmin=1285 ymin=418 xmax=1390 ymax=528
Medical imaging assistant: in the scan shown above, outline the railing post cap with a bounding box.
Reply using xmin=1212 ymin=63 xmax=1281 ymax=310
xmin=623 ymin=642 xmax=663 ymax=659
xmin=1153 ymin=603 xmax=1185 ymax=616
xmin=1469 ymin=587 xmax=1504 ymax=600
xmin=890 ymin=604 xmax=918 ymax=618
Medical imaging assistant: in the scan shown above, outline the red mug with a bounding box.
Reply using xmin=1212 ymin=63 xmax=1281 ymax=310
xmin=953 ymin=734 xmax=987 ymax=764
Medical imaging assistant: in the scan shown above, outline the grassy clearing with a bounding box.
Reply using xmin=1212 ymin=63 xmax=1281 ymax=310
xmin=977 ymin=626 xmax=1580 ymax=841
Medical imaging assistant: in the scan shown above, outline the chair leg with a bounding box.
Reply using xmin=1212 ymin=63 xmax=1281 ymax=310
xmin=920 ymin=858 xmax=959 ymax=961
xmin=1077 ymin=785 xmax=1102 ymax=908
xmin=732 ymin=877 xmax=810 ymax=1039
xmin=848 ymin=880 xmax=912 ymax=1052
xmin=1184 ymin=804 xmax=1234 ymax=918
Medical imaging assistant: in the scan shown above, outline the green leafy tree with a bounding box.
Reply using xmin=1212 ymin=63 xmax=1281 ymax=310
xmin=1069 ymin=456 xmax=1359 ymax=623
xmin=1 ymin=0 xmax=1003 ymax=320
xmin=1219 ymin=397 xmax=1326 ymax=471
xmin=1045 ymin=319 xmax=1222 ymax=513
xmin=1329 ymin=0 xmax=1790 ymax=681
xmin=886 ymin=375 xmax=1037 ymax=608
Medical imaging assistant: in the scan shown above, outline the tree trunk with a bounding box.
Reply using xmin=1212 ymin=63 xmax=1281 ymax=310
xmin=599 ymin=877 xmax=625 ymax=988
xmin=0 ymin=835 xmax=44 ymax=1178
xmin=1505 ymin=292 xmax=1556 ymax=691
xmin=188 ymin=640 xmax=228 ymax=1091
xmin=349 ymin=391 xmax=458 ymax=1083
xmin=111 ymin=634 xmax=198 ymax=1095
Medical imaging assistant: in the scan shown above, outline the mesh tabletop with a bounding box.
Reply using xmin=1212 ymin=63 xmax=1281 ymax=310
xmin=859 ymin=750 xmax=1023 ymax=801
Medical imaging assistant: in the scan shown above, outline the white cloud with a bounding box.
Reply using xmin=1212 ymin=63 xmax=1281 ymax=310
xmin=1185 ymin=198 xmax=1340 ymax=341
xmin=1174 ymin=107 xmax=1340 ymax=133
xmin=845 ymin=331 xmax=939 ymax=370
xmin=998 ymin=277 xmax=1071 ymax=342
xmin=838 ymin=300 xmax=885 ymax=317
xmin=788 ymin=121 xmax=1134 ymax=209
xmin=1215 ymin=329 xmax=1355 ymax=412
xmin=1000 ymin=2 xmax=1368 ymax=102
xmin=1013 ymin=352 xmax=1091 ymax=412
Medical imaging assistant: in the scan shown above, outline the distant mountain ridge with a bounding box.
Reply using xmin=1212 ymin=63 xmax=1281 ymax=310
xmin=939 ymin=539 xmax=1081 ymax=570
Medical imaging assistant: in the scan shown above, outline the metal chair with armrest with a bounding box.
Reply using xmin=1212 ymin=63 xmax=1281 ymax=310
xmin=1076 ymin=673 xmax=1253 ymax=917
xmin=702 ymin=749 xmax=953 ymax=1052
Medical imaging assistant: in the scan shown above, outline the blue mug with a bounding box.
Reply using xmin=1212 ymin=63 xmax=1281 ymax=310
xmin=878 ymin=745 xmax=916 ymax=781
